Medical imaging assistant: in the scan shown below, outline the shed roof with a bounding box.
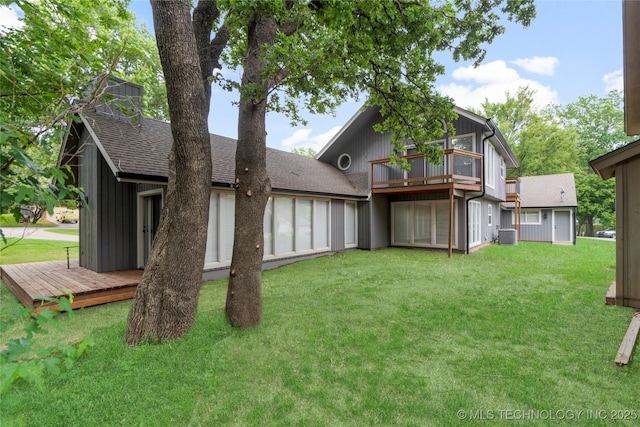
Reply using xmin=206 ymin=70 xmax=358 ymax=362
xmin=518 ymin=173 xmax=578 ymax=208
xmin=67 ymin=110 xmax=369 ymax=198
xmin=589 ymin=139 xmax=640 ymax=180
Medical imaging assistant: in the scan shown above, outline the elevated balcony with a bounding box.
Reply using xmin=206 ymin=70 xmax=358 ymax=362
xmin=506 ymin=177 xmax=521 ymax=203
xmin=370 ymin=149 xmax=483 ymax=194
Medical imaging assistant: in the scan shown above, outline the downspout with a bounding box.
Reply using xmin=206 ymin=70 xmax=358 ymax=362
xmin=466 ymin=118 xmax=494 ymax=254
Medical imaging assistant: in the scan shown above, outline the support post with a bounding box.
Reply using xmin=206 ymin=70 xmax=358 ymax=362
xmin=448 ymin=187 xmax=454 ymax=258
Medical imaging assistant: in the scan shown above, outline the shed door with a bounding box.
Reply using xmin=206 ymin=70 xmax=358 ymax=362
xmin=553 ymin=210 xmax=571 ymax=243
xmin=142 ymin=194 xmax=162 ymax=265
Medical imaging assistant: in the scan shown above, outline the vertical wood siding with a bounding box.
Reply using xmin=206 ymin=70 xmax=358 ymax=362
xmin=97 ymin=151 xmax=137 ymax=272
xmin=79 ymin=133 xmax=98 ymax=271
xmin=78 ymin=130 xmax=137 ymax=272
xmin=619 ymin=156 xmax=640 ymax=308
xmin=331 ymin=199 xmax=345 ymax=251
xmin=370 ymin=194 xmax=390 ymax=249
xmin=357 ymin=201 xmax=370 ymax=249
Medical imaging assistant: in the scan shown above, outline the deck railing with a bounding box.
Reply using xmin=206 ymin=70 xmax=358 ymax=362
xmin=506 ymin=177 xmax=521 ymax=201
xmin=370 ymin=149 xmax=483 ymax=192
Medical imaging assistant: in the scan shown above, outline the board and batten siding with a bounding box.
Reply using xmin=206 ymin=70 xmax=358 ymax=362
xmin=617 ymin=154 xmax=640 ymax=308
xmin=369 ymin=194 xmax=390 ymax=250
xmin=331 ymin=199 xmax=346 ymax=252
xmin=501 ymin=208 xmax=554 ymax=243
xmin=79 ymin=132 xmax=137 ymax=272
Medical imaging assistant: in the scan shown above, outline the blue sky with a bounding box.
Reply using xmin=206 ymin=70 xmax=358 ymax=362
xmin=1 ymin=1 xmax=624 ymax=153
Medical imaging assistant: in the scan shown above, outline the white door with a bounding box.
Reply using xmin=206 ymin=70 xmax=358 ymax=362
xmin=553 ymin=210 xmax=572 ymax=243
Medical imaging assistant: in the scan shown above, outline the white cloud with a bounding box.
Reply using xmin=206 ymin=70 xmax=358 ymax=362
xmin=510 ymin=56 xmax=559 ymax=76
xmin=281 ymin=126 xmax=342 ymax=153
xmin=0 ymin=5 xmax=24 ymax=35
xmin=603 ymin=69 xmax=623 ymax=92
xmin=438 ymin=60 xmax=559 ymax=110
xmin=282 ymin=128 xmax=313 ymax=147
xmin=451 ymin=60 xmax=520 ymax=84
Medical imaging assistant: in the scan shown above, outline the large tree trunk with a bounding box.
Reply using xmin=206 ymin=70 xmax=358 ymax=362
xmin=126 ymin=0 xmax=212 ymax=345
xmin=225 ymin=13 xmax=276 ymax=328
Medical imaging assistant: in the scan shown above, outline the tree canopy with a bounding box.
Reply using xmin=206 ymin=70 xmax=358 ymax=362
xmin=475 ymin=86 xmax=580 ymax=177
xmin=476 ymin=88 xmax=633 ymax=235
xmin=126 ymin=0 xmax=537 ymax=343
xmin=0 ymin=0 xmax=166 ymax=231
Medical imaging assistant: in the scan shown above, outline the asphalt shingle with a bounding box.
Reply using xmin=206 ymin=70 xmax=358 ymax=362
xmin=82 ymin=111 xmax=368 ymax=198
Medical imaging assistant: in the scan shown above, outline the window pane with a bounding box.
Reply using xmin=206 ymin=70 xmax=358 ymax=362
xmin=393 ymin=203 xmax=411 ymax=244
xmin=314 ymin=200 xmax=329 ymax=249
xmin=435 ymin=202 xmax=452 ymax=246
xmin=222 ymin=194 xmax=235 ymax=261
xmin=275 ymin=197 xmax=294 ymax=253
xmin=452 ymin=135 xmax=474 ymax=177
xmin=345 ymin=201 xmax=356 ymax=246
xmin=263 ymin=197 xmax=273 ymax=256
xmin=205 ymin=192 xmax=218 ymax=263
xmin=296 ymin=199 xmax=312 ymax=251
xmin=413 ymin=203 xmax=431 ymax=244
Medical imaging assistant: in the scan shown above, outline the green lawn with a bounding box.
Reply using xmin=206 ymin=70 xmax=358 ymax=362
xmin=44 ymin=228 xmax=80 ymax=236
xmin=1 ymin=239 xmax=638 ymax=426
xmin=0 ymin=213 xmax=55 ymax=228
xmin=0 ymin=239 xmax=78 ymax=265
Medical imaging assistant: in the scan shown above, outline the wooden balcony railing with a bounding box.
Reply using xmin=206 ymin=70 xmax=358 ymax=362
xmin=370 ymin=149 xmax=483 ymax=193
xmin=506 ymin=177 xmax=521 ymax=202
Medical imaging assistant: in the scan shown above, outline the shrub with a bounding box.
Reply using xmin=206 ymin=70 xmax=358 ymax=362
xmin=0 ymin=295 xmax=95 ymax=392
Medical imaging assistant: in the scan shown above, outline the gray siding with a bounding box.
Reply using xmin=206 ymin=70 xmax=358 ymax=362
xmin=370 ymin=194 xmax=390 ymax=249
xmin=78 ymin=131 xmax=137 ymax=272
xmin=320 ymin=110 xmax=489 ymax=178
xmin=617 ymin=155 xmax=640 ymax=308
xmin=331 ymin=199 xmax=345 ymax=251
xmin=502 ymin=208 xmax=553 ymax=242
xmin=137 ymin=183 xmax=165 ymax=194
xmin=79 ymin=133 xmax=98 ymax=271
xmin=357 ymin=201 xmax=370 ymax=249
xmin=94 ymin=78 xmax=143 ymax=125
xmin=484 ymin=143 xmax=507 ymax=201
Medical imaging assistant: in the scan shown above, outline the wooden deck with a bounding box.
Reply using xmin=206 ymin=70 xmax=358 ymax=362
xmin=1 ymin=260 xmax=142 ymax=311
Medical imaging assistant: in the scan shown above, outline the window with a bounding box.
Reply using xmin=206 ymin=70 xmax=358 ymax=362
xmin=500 ymin=159 xmax=505 ymax=179
xmin=469 ymin=201 xmax=481 ymax=247
xmin=205 ymin=192 xmax=331 ymax=266
xmin=450 ymin=133 xmax=476 ymax=178
xmin=263 ymin=197 xmax=274 ymax=256
xmin=313 ymin=200 xmax=329 ymax=249
xmin=275 ymin=197 xmax=295 ymax=254
xmin=296 ymin=199 xmax=313 ymax=252
xmin=488 ymin=204 xmax=493 ymax=226
xmin=519 ymin=210 xmax=541 ymax=225
xmin=486 ymin=143 xmax=495 ymax=189
xmin=337 ymin=153 xmax=352 ymax=170
xmin=391 ymin=200 xmax=457 ymax=248
xmin=345 ymin=201 xmax=357 ymax=247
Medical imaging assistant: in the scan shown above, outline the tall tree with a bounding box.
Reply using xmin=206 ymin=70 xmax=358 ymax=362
xmin=223 ymin=0 xmax=535 ymax=328
xmin=126 ymin=0 xmax=229 ymax=344
xmin=126 ymin=0 xmax=536 ymax=342
xmin=0 ymin=0 xmax=167 ymax=236
xmin=554 ymin=91 xmax=635 ymax=235
xmin=478 ymin=86 xmax=537 ymax=144
xmin=475 ymin=87 xmax=579 ymax=177
xmin=555 ymin=90 xmax=633 ymax=170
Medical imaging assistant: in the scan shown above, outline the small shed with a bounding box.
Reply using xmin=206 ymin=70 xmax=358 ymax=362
xmin=501 ymin=173 xmax=577 ymax=245
xmin=590 ymin=139 xmax=640 ymax=310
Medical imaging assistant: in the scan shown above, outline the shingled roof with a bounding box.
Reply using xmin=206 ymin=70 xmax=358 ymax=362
xmin=518 ymin=173 xmax=577 ymax=208
xmin=74 ymin=110 xmax=368 ymax=198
